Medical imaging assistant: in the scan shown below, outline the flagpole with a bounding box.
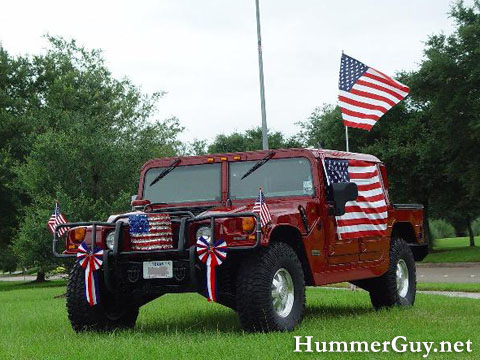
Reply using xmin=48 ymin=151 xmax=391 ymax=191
xmin=255 ymin=0 xmax=269 ymax=150
xmin=345 ymin=126 xmax=350 ymax=152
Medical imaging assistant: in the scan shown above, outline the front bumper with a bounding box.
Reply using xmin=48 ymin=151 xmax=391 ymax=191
xmin=53 ymin=210 xmax=262 ymax=293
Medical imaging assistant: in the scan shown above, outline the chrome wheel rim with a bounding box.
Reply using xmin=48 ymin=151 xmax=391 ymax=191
xmin=396 ymin=259 xmax=409 ymax=298
xmin=271 ymin=268 xmax=295 ymax=318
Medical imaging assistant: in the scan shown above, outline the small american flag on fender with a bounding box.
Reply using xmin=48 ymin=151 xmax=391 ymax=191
xmin=325 ymin=158 xmax=387 ymax=239
xmin=128 ymin=213 xmax=173 ymax=250
xmin=253 ymin=188 xmax=272 ymax=228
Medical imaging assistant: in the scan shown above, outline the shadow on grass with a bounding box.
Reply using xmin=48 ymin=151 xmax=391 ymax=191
xmin=0 ymin=279 xmax=67 ymax=292
xmin=135 ymin=309 xmax=242 ymax=335
xmin=305 ymin=304 xmax=374 ymax=320
xmin=132 ymin=303 xmax=375 ymax=335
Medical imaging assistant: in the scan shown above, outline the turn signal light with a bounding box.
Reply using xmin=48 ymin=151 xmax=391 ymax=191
xmin=242 ymin=217 xmax=255 ymax=233
xmin=72 ymin=227 xmax=86 ymax=243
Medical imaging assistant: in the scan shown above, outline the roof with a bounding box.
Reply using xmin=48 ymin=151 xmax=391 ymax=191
xmin=141 ymin=148 xmax=382 ymax=172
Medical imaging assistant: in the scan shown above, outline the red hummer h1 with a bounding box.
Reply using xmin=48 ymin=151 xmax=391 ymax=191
xmin=53 ymin=148 xmax=427 ymax=332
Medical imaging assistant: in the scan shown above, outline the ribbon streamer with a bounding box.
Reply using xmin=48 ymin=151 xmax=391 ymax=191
xmin=76 ymin=241 xmax=104 ymax=306
xmin=196 ymin=237 xmax=227 ymax=302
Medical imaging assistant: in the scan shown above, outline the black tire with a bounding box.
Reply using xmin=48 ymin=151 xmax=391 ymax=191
xmin=368 ymin=237 xmax=416 ymax=310
xmin=66 ymin=263 xmax=139 ymax=332
xmin=236 ymin=242 xmax=305 ymax=332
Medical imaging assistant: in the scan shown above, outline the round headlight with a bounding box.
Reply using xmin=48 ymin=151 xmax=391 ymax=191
xmin=105 ymin=231 xmax=115 ymax=250
xmin=196 ymin=226 xmax=211 ymax=241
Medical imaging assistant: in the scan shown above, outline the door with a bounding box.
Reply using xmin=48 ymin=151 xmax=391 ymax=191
xmin=321 ymin=158 xmax=388 ymax=265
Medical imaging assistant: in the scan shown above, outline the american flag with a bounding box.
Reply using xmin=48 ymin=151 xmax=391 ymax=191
xmin=128 ymin=213 xmax=173 ymax=250
xmin=253 ymin=188 xmax=272 ymax=228
xmin=47 ymin=202 xmax=68 ymax=237
xmin=325 ymin=158 xmax=387 ymax=239
xmin=338 ymin=53 xmax=410 ymax=131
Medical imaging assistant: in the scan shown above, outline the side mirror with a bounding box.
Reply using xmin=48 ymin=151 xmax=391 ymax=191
xmin=331 ymin=182 xmax=358 ymax=216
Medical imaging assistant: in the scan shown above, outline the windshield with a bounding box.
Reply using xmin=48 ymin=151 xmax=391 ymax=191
xmin=229 ymin=157 xmax=314 ymax=199
xmin=143 ymin=163 xmax=221 ymax=203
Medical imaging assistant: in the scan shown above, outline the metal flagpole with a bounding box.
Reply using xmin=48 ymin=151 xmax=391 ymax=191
xmin=255 ymin=0 xmax=269 ymax=150
xmin=345 ymin=126 xmax=349 ymax=152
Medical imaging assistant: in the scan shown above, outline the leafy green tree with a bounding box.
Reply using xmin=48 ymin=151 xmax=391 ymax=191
xmin=406 ymin=0 xmax=480 ymax=246
xmin=0 ymin=46 xmax=38 ymax=271
xmin=12 ymin=37 xmax=184 ymax=280
xmin=207 ymin=127 xmax=301 ymax=153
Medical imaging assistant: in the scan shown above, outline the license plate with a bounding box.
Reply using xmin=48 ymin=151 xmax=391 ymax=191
xmin=143 ymin=261 xmax=173 ymax=279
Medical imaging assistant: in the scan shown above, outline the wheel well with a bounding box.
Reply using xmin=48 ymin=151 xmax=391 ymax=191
xmin=269 ymin=225 xmax=314 ymax=286
xmin=392 ymin=222 xmax=416 ymax=244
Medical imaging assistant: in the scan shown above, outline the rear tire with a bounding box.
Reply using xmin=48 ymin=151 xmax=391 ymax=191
xmin=368 ymin=237 xmax=416 ymax=310
xmin=66 ymin=263 xmax=139 ymax=332
xmin=236 ymin=242 xmax=305 ymax=332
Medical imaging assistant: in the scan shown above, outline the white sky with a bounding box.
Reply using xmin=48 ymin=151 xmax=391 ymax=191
xmin=0 ymin=0 xmax=466 ymax=143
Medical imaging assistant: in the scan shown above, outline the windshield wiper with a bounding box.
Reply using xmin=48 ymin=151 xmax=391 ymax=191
xmin=149 ymin=159 xmax=181 ymax=186
xmin=241 ymin=151 xmax=275 ymax=180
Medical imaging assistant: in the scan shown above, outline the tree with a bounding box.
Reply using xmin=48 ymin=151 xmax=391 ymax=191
xmin=406 ymin=0 xmax=480 ymax=246
xmin=207 ymin=127 xmax=301 ymax=153
xmin=11 ymin=37 xmax=184 ymax=280
xmin=0 ymin=46 xmax=38 ymax=271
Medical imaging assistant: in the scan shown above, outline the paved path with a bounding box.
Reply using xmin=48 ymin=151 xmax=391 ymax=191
xmin=416 ymin=263 xmax=480 ymax=283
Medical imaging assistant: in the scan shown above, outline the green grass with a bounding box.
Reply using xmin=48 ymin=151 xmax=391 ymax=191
xmin=423 ymin=236 xmax=480 ymax=263
xmin=0 ymin=283 xmax=479 ymax=359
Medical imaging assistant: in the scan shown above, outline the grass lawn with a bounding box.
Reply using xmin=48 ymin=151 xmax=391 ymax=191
xmin=423 ymin=237 xmax=480 ymax=263
xmin=0 ymin=282 xmax=478 ymax=359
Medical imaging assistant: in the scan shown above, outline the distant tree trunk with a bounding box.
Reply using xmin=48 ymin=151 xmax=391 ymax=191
xmin=35 ymin=270 xmax=46 ymax=282
xmin=466 ymin=217 xmax=475 ymax=247
xmin=423 ymin=201 xmax=434 ymax=251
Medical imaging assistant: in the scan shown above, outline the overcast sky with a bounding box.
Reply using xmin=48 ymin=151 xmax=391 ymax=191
xmin=0 ymin=0 xmax=467 ymax=143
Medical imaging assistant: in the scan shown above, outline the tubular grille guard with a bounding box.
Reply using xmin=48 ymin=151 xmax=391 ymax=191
xmin=52 ymin=211 xmax=262 ymax=258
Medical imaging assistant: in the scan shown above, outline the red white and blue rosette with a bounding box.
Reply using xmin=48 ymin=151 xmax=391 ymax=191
xmin=76 ymin=241 xmax=104 ymax=306
xmin=196 ymin=237 xmax=227 ymax=302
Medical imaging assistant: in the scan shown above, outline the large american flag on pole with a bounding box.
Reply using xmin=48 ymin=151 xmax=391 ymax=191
xmin=252 ymin=188 xmax=272 ymax=228
xmin=338 ymin=53 xmax=410 ymax=131
xmin=325 ymin=158 xmax=387 ymax=239
xmin=47 ymin=202 xmax=68 ymax=237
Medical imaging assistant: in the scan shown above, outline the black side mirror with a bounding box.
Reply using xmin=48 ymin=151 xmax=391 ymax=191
xmin=331 ymin=182 xmax=358 ymax=216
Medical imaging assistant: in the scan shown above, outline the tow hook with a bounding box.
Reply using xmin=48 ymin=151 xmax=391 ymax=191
xmin=127 ymin=268 xmax=140 ymax=283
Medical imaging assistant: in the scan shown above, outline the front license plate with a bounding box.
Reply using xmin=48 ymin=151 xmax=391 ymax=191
xmin=143 ymin=261 xmax=173 ymax=279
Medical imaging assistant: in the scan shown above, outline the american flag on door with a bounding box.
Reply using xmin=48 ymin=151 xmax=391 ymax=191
xmin=338 ymin=53 xmax=410 ymax=131
xmin=325 ymin=158 xmax=387 ymax=239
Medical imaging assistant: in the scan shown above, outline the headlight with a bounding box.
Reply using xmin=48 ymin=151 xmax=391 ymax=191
xmin=105 ymin=231 xmax=115 ymax=250
xmin=196 ymin=226 xmax=211 ymax=241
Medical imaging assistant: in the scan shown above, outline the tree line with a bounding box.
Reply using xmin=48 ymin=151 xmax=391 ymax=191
xmin=1 ymin=2 xmax=479 ymax=279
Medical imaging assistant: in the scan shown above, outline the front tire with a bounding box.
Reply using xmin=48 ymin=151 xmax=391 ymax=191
xmin=368 ymin=237 xmax=417 ymax=310
xmin=66 ymin=263 xmax=139 ymax=332
xmin=236 ymin=242 xmax=305 ymax=332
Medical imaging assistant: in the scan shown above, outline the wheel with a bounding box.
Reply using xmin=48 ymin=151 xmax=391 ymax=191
xmin=236 ymin=242 xmax=305 ymax=332
xmin=66 ymin=263 xmax=139 ymax=332
xmin=368 ymin=237 xmax=417 ymax=310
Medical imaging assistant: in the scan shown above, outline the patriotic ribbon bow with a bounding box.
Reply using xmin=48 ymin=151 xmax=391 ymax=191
xmin=196 ymin=237 xmax=227 ymax=302
xmin=76 ymin=241 xmax=104 ymax=307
